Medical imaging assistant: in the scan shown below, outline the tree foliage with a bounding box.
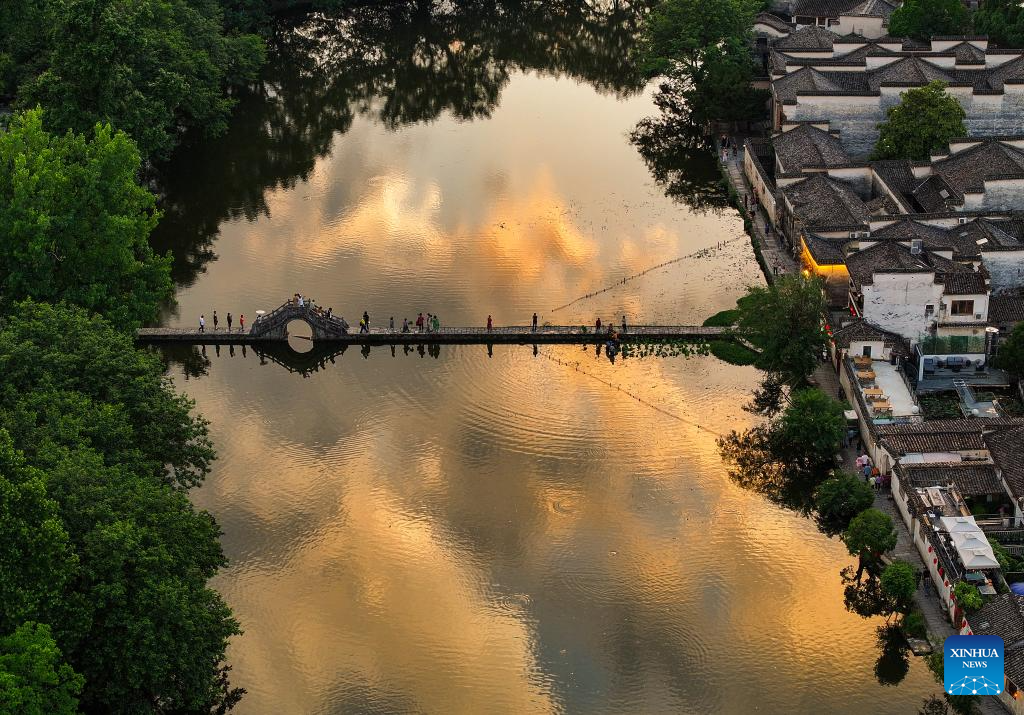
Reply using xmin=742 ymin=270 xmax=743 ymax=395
xmin=888 ymin=0 xmax=969 ymax=42
xmin=736 ymin=275 xmax=829 ymax=409
xmin=974 ymin=0 xmax=1024 ymax=49
xmin=634 ymin=0 xmax=766 ymax=124
xmin=814 ymin=472 xmax=875 ymax=535
xmin=995 ymin=321 xmax=1024 ymax=381
xmin=3 ymin=0 xmax=264 ymax=161
xmin=880 ymin=560 xmax=917 ymax=613
xmin=0 ymin=622 xmax=83 ymax=715
xmin=953 ymin=581 xmax=983 ymax=613
xmin=719 ymin=388 xmax=846 ymax=512
xmin=635 ymin=0 xmax=760 ymax=76
xmin=0 ymin=302 xmax=241 ymax=712
xmin=843 ymin=508 xmax=897 ymax=579
xmin=0 ymin=109 xmax=172 ymax=329
xmin=872 ymin=81 xmax=967 ymax=161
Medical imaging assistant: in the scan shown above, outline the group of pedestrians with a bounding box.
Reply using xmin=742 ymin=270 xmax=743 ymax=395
xmin=855 ymin=452 xmax=886 ymax=492
xmin=199 ymin=310 xmax=243 ymax=332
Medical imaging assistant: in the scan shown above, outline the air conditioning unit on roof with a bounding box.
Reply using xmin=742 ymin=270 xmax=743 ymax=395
xmin=958 ymin=217 xmax=970 ymax=224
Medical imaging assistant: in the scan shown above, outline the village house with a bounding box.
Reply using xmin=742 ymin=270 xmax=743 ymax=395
xmin=766 ymin=0 xmax=897 ymax=36
xmin=765 ymin=31 xmax=1024 ymax=155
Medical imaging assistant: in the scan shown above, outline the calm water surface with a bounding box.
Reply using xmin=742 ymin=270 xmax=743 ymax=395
xmin=156 ymin=3 xmax=940 ymax=712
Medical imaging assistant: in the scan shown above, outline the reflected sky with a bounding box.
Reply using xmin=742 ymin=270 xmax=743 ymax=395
xmin=157 ymin=3 xmax=941 ymax=712
xmin=179 ymin=345 xmax=940 ymax=714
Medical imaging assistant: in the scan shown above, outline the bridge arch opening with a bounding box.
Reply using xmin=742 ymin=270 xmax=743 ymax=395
xmin=286 ymin=318 xmax=314 ymax=353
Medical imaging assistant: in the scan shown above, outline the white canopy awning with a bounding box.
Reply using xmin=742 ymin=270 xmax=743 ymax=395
xmin=939 ymin=516 xmax=980 ymax=533
xmin=951 ymin=531 xmax=1000 ymax=570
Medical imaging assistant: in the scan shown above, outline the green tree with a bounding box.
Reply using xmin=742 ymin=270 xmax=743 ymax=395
xmin=843 ymin=508 xmax=897 ymax=580
xmin=0 ymin=431 xmax=76 ymax=631
xmin=872 ymin=81 xmax=967 ymax=161
xmin=880 ymin=560 xmax=917 ymax=613
xmin=814 ymin=472 xmax=875 ymax=534
xmin=995 ymin=321 xmax=1024 ymax=382
xmin=0 ymin=302 xmax=241 ymax=712
xmin=888 ymin=0 xmax=969 ymax=41
xmin=0 ymin=622 xmax=83 ymax=715
xmin=736 ymin=275 xmax=829 ymax=413
xmin=684 ymin=40 xmax=768 ymax=125
xmin=17 ymin=0 xmax=264 ymax=161
xmin=636 ymin=0 xmax=760 ymax=76
xmin=0 ymin=108 xmax=172 ymax=328
xmin=953 ymin=581 xmax=983 ymax=612
xmin=719 ymin=388 xmax=846 ymax=512
xmin=974 ymin=0 xmax=1024 ymax=49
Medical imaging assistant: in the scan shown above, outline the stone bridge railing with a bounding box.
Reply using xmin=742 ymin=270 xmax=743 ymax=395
xmin=249 ymin=302 xmax=349 ymax=340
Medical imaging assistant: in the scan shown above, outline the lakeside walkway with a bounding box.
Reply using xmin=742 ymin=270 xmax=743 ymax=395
xmin=719 ymin=146 xmax=798 ymax=282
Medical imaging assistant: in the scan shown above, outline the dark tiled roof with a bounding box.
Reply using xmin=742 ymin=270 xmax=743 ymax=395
xmin=755 ymin=12 xmax=792 ymax=33
xmin=868 ymin=57 xmax=954 ymax=91
xmin=866 ymin=195 xmax=900 ymax=214
xmin=782 ymin=174 xmax=869 ymax=228
xmin=793 ymin=0 xmax=896 ymax=17
xmin=773 ymin=67 xmax=847 ymax=102
xmin=877 ymin=420 xmax=989 ymax=454
xmin=774 ymin=25 xmax=839 ymax=51
xmin=804 ymin=233 xmax=848 ymax=265
xmin=831 ymin=319 xmax=910 ymax=355
xmin=870 ymin=160 xmax=918 ymax=210
xmin=934 ymin=140 xmax=1024 ymax=195
xmin=948 ymin=42 xmax=987 ymax=65
xmin=846 ymin=241 xmax=932 ymax=285
xmin=899 ymin=462 xmax=1005 ymax=496
xmin=773 ymin=124 xmax=850 ymax=172
xmin=967 ymin=594 xmax=1024 ymax=681
xmin=912 ymin=174 xmax=959 ymax=213
xmin=990 ymin=294 xmax=1024 ymax=324
xmin=941 ymin=271 xmax=988 ymax=295
xmin=987 ymin=426 xmax=1024 ymax=498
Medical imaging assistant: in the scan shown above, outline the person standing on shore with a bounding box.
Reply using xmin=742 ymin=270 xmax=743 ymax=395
xmin=595 ymin=317 xmax=602 ymax=332
xmin=389 ymin=316 xmax=395 ymax=332
xmin=199 ymin=315 xmax=205 ymax=332
xmin=363 ymin=311 xmax=370 ymax=329
xmin=227 ymin=312 xmax=233 ymax=331
xmin=621 ymin=315 xmax=627 ymax=333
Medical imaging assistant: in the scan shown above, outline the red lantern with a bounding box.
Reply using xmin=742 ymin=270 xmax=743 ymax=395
xmin=946 ymin=581 xmax=950 ymax=587
xmin=939 ymin=567 xmax=944 ymax=577
xmin=928 ymin=545 xmax=933 ymax=552
xmin=933 ymin=557 xmax=938 ymax=564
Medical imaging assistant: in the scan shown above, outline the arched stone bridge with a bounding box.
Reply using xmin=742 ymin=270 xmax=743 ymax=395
xmin=247 ymin=302 xmax=350 ymax=340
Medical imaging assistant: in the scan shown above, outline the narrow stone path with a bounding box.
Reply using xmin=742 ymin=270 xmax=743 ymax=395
xmin=720 ymin=150 xmax=798 ymax=281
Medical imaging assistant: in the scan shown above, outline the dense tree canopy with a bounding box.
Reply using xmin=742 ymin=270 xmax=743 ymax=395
xmin=814 ymin=472 xmax=874 ymax=535
xmin=880 ymin=560 xmax=917 ymax=613
xmin=973 ymin=0 xmax=1024 ymax=49
xmin=888 ymin=0 xmax=969 ymax=42
xmin=843 ymin=508 xmax=897 ymax=579
xmin=0 ymin=302 xmax=240 ymax=712
xmin=636 ymin=0 xmax=759 ymax=76
xmin=2 ymin=0 xmax=264 ymax=161
xmin=996 ymin=321 xmax=1024 ymax=381
xmin=0 ymin=622 xmax=83 ymax=715
xmin=719 ymin=388 xmax=846 ymax=512
xmin=736 ymin=275 xmax=829 ymax=412
xmin=872 ymin=82 xmax=967 ymax=161
xmin=0 ymin=109 xmax=172 ymax=329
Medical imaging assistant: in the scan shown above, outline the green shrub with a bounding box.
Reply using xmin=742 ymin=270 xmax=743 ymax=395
xmin=709 ymin=340 xmax=758 ymax=366
xmin=903 ymin=610 xmax=927 ymax=639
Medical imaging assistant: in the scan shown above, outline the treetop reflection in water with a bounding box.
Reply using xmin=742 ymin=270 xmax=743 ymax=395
xmin=151 ymin=0 xmax=653 ymax=288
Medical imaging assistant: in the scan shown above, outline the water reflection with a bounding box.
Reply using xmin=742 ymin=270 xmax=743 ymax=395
xmin=152 ymin=0 xmax=651 ymax=288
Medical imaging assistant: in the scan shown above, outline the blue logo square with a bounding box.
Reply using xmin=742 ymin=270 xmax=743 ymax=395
xmin=944 ymin=635 xmax=1004 ymax=695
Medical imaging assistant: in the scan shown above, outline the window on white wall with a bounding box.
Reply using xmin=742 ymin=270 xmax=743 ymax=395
xmin=925 ymin=304 xmax=934 ymax=317
xmin=950 ymin=300 xmax=975 ymax=316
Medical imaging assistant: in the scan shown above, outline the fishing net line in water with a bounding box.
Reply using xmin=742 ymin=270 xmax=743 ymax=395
xmin=549 ymin=235 xmax=747 ymax=314
xmin=536 ymin=349 xmax=723 ymax=439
